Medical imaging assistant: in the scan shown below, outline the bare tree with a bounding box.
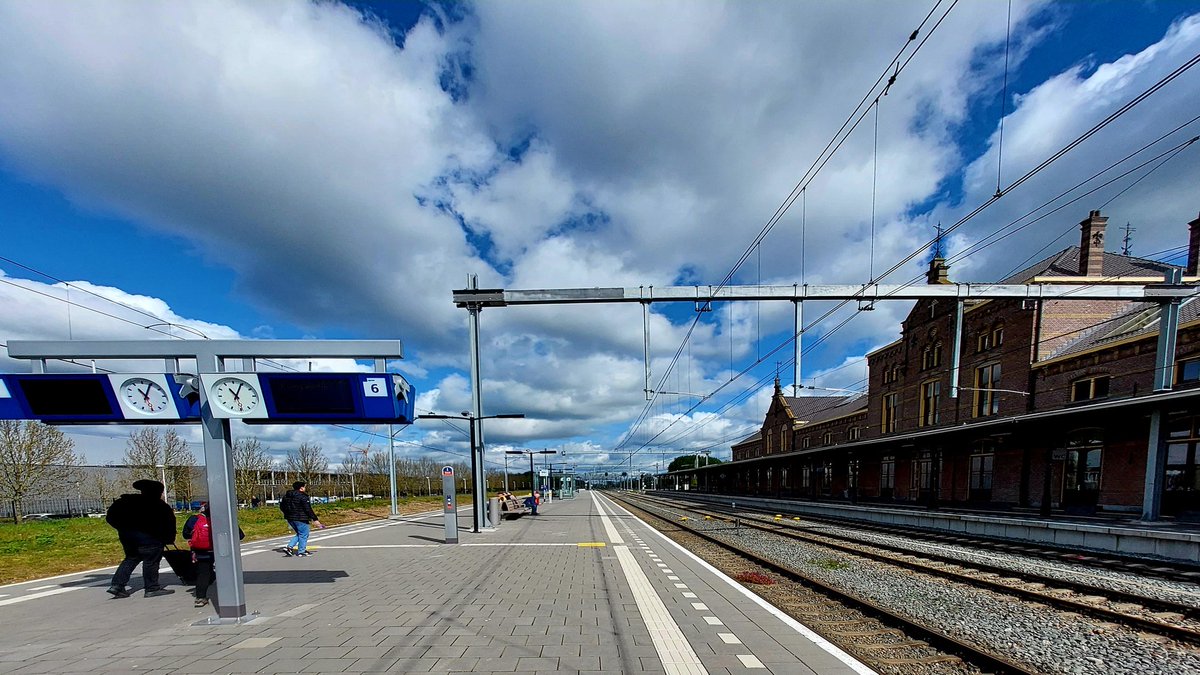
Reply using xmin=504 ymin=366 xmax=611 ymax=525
xmin=233 ymin=437 xmax=272 ymax=504
xmin=286 ymin=442 xmax=328 ymax=486
xmin=122 ymin=427 xmax=196 ymax=505
xmin=0 ymin=421 xmax=82 ymax=523
xmin=81 ymin=468 xmax=125 ymax=510
xmin=365 ymin=450 xmax=390 ymax=496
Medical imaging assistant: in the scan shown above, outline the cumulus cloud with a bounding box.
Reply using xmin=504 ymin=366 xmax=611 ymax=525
xmin=2 ymin=1 xmax=1196 ymax=471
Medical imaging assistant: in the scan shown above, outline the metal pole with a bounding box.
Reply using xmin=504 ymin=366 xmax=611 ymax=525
xmin=469 ymin=416 xmax=480 ymax=532
xmin=466 ymin=274 xmax=489 ymax=529
xmin=793 ymin=299 xmax=802 ymax=397
xmin=503 ymin=453 xmax=510 ymax=492
xmin=388 ymin=424 xmax=398 ymax=516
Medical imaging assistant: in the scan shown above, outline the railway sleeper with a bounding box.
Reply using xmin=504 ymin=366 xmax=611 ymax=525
xmin=859 ymin=634 xmax=931 ymax=648
xmin=874 ymin=655 xmax=964 ymax=666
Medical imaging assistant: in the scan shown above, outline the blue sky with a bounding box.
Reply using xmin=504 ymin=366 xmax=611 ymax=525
xmin=1 ymin=1 xmax=1199 ymax=476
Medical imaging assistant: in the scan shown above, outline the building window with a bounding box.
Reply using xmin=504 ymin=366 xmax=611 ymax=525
xmin=801 ymin=464 xmax=811 ymax=488
xmin=847 ymin=460 xmax=859 ymax=488
xmin=1166 ymin=413 xmax=1200 ymax=506
xmin=974 ymin=363 xmax=1001 ymax=417
xmin=1178 ymin=357 xmax=1200 ymax=384
xmin=1064 ymin=429 xmax=1103 ymax=495
xmin=912 ymin=451 xmax=935 ymax=492
xmin=821 ymin=461 xmax=833 ymax=495
xmin=822 ymin=432 xmax=833 ymax=445
xmin=919 ymin=380 xmax=941 ymax=427
xmin=1071 ymin=376 xmax=1110 ymax=402
xmin=882 ymin=393 xmax=899 ymax=433
xmin=969 ymin=453 xmax=994 ymax=490
xmin=848 ymin=426 xmax=861 ymax=441
xmin=880 ymin=456 xmax=895 ymax=489
xmin=922 ymin=343 xmax=942 ymax=370
xmin=802 ymin=436 xmax=810 ymax=449
xmin=882 ymin=365 xmax=893 ymax=384
xmin=977 ymin=323 xmax=1004 ymax=352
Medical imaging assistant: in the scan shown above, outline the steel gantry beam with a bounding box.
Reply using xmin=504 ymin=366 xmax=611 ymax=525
xmin=453 ymin=281 xmax=1198 ymax=307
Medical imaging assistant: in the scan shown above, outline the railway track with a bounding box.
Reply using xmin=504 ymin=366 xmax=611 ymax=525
xmin=642 ymin=494 xmax=1200 ymax=646
xmin=663 ymin=492 xmax=1200 ymax=585
xmin=609 ymin=491 xmax=1038 ymax=674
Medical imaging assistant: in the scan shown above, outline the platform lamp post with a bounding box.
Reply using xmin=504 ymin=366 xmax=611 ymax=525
xmin=420 ymin=412 xmax=525 ymax=533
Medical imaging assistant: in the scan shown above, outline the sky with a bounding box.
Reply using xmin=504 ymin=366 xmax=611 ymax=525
xmin=1 ymin=0 xmax=1199 ymax=480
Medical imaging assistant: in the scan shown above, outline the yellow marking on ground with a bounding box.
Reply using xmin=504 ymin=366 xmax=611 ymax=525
xmin=578 ymin=542 xmax=607 ymax=547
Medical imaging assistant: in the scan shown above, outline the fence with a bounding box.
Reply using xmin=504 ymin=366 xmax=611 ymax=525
xmin=1 ymin=497 xmax=110 ymax=520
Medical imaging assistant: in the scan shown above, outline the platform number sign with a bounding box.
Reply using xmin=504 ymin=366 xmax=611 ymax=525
xmin=362 ymin=377 xmax=387 ymax=397
xmin=442 ymin=466 xmax=454 ymax=477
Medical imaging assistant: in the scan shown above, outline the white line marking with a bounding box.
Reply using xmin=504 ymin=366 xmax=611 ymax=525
xmin=614 ymin=545 xmax=707 ymax=675
xmin=674 ymin=583 xmax=688 ymax=588
xmin=0 ymin=587 xmax=78 ymax=606
xmin=598 ymin=493 xmax=875 ymax=675
xmin=718 ymin=633 xmax=741 ymax=644
xmin=691 ymin=603 xmax=709 ymax=610
xmin=737 ymin=654 xmax=765 ymax=668
xmin=315 ymin=544 xmax=440 ymax=549
xmin=668 ymin=576 xmax=680 ymax=580
xmin=703 ymin=616 xmax=723 ymax=625
xmin=682 ymin=592 xmax=697 ymax=598
xmin=28 ymin=585 xmax=57 ymax=591
xmin=591 ymin=491 xmax=625 ymax=544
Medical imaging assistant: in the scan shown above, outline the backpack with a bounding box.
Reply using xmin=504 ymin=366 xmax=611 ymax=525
xmin=189 ymin=513 xmax=212 ymax=551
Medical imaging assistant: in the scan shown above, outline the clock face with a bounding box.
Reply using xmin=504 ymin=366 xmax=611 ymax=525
xmin=211 ymin=377 xmax=261 ymax=415
xmin=121 ymin=377 xmax=170 ymax=415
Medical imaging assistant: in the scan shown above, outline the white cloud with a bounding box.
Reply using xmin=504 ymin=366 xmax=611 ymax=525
xmin=2 ymin=1 xmax=1196 ymax=472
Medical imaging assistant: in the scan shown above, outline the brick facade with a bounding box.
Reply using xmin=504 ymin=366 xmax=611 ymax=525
xmin=692 ymin=210 xmax=1200 ymax=518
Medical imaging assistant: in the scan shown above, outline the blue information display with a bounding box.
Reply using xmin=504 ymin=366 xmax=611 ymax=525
xmin=0 ymin=372 xmax=414 ymax=425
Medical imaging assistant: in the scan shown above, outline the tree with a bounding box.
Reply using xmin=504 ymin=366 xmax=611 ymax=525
xmin=667 ymin=454 xmax=724 ymax=472
xmin=81 ymin=467 xmax=124 ymax=511
xmin=0 ymin=420 xmax=82 ymax=523
xmin=365 ymin=450 xmax=391 ymax=496
xmin=286 ymin=442 xmax=328 ymax=487
xmin=233 ymin=437 xmax=272 ymax=505
xmin=122 ymin=427 xmax=197 ymax=505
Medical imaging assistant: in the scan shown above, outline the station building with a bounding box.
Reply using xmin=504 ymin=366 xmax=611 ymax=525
xmin=701 ymin=210 xmax=1200 ymax=520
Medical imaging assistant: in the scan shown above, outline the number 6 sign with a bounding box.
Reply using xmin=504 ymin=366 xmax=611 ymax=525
xmin=362 ymin=377 xmax=387 ymax=397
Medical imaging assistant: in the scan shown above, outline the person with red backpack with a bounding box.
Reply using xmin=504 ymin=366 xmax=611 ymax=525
xmin=183 ymin=502 xmax=243 ymax=608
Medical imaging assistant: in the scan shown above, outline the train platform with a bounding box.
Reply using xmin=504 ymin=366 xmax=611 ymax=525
xmin=0 ymin=491 xmax=872 ymax=675
xmin=674 ymin=491 xmax=1200 ymax=563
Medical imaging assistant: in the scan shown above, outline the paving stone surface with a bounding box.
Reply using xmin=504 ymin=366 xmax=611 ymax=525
xmin=0 ymin=493 xmax=870 ymax=674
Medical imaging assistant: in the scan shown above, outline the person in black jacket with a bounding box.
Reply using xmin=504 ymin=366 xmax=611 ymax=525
xmin=280 ymin=481 xmax=323 ymax=556
xmin=105 ymin=479 xmax=176 ymax=598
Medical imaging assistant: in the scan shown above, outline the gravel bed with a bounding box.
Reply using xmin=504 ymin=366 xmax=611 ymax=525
xmin=643 ymin=499 xmax=1200 ymax=675
xmin=782 ymin=519 xmax=1200 ymax=609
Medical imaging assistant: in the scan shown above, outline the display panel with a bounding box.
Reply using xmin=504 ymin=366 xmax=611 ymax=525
xmin=263 ymin=375 xmax=357 ymax=415
xmin=18 ymin=378 xmax=116 ymax=416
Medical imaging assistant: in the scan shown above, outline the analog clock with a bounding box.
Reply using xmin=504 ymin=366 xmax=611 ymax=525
xmin=211 ymin=377 xmax=261 ymax=416
xmin=121 ymin=377 xmax=170 ymax=415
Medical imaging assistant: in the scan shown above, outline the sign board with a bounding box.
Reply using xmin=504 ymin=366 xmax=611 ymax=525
xmin=442 ymin=466 xmax=454 ymax=477
xmin=538 ymin=469 xmax=549 ymax=477
xmin=1052 ymin=448 xmax=1068 ymax=461
xmin=0 ymin=373 xmax=199 ymax=424
xmin=442 ymin=466 xmax=458 ymax=544
xmin=0 ymin=371 xmax=415 ymax=425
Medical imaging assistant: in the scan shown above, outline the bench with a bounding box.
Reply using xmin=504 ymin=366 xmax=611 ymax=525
xmin=499 ymin=496 xmax=531 ymax=519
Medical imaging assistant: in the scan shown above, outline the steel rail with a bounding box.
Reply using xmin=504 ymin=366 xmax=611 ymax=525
xmin=643 ymin=493 xmax=1200 ymax=646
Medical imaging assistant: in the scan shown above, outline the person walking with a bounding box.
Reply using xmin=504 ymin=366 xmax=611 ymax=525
xmin=183 ymin=502 xmax=244 ymax=607
xmin=105 ymin=479 xmax=177 ymax=598
xmin=280 ymin=481 xmax=323 ymax=556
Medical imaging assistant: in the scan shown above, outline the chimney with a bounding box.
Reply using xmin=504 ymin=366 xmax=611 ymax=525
xmin=1079 ymin=210 xmax=1107 ymax=276
xmin=926 ymin=257 xmax=950 ymax=284
xmin=1188 ymin=213 xmax=1200 ymax=277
